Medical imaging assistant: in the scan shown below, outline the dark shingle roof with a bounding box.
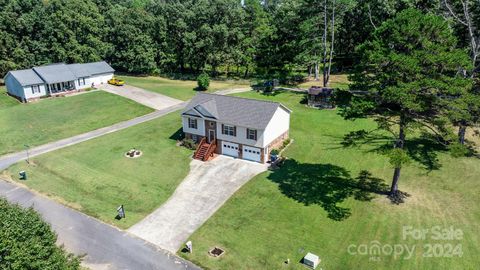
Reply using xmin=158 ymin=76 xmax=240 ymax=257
xmin=33 ymin=63 xmax=77 ymax=84
xmin=7 ymin=69 xmax=44 ymax=86
xmin=182 ymin=93 xmax=290 ymax=129
xmin=308 ymin=86 xmax=334 ymax=96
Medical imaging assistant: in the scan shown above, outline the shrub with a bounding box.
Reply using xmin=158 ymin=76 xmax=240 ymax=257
xmin=0 ymin=198 xmax=81 ymax=269
xmin=197 ymin=73 xmax=210 ymax=90
xmin=282 ymin=138 xmax=291 ymax=149
xmin=183 ymin=138 xmax=197 ymax=150
xmin=270 ymin=149 xmax=279 ymax=155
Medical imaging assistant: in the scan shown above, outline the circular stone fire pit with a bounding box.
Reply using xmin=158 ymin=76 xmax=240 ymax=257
xmin=124 ymin=148 xmax=143 ymax=158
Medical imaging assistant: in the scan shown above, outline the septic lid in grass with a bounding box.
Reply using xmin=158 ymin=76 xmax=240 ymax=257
xmin=208 ymin=247 xmax=225 ymax=257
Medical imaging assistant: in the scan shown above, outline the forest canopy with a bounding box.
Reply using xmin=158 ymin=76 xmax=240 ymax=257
xmin=1 ymin=0 xmax=478 ymax=79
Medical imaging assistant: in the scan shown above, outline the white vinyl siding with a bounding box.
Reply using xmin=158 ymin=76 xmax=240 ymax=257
xmin=182 ymin=116 xmax=205 ymax=136
xmin=216 ymin=123 xmax=264 ymax=148
xmin=89 ymin=73 xmax=113 ymax=86
xmin=261 ymin=106 xmax=290 ymax=147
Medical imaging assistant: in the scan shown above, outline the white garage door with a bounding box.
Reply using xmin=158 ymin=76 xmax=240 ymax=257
xmin=222 ymin=142 xmax=239 ymax=158
xmin=243 ymin=146 xmax=261 ymax=162
xmin=90 ymin=73 xmax=114 ymax=86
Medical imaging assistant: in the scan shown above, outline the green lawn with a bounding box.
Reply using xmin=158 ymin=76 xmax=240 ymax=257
xmin=297 ymin=74 xmax=350 ymax=89
xmin=0 ymin=90 xmax=153 ymax=155
xmin=4 ymin=112 xmax=191 ymax=229
xmin=180 ymin=91 xmax=480 ymax=269
xmin=0 ymin=86 xmax=20 ymax=109
xmin=118 ymin=75 xmax=250 ymax=101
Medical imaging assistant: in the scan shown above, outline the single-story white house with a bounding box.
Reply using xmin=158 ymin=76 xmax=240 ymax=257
xmin=4 ymin=61 xmax=114 ymax=102
xmin=182 ymin=93 xmax=291 ymax=163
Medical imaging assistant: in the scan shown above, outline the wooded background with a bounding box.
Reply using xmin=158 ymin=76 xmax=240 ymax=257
xmin=1 ymin=0 xmax=478 ymax=81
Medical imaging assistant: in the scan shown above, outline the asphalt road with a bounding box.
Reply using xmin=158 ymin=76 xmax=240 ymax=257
xmin=0 ymin=180 xmax=200 ymax=270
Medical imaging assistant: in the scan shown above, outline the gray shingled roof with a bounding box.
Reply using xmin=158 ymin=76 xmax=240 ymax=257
xmin=77 ymin=61 xmax=115 ymax=75
xmin=7 ymin=69 xmax=44 ymax=86
xmin=33 ymin=63 xmax=77 ymax=84
xmin=182 ymin=93 xmax=290 ymax=129
xmin=6 ymin=61 xmax=114 ymax=86
xmin=67 ymin=63 xmax=92 ymax=77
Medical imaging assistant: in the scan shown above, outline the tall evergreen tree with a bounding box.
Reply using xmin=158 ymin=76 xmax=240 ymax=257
xmin=342 ymin=9 xmax=471 ymax=198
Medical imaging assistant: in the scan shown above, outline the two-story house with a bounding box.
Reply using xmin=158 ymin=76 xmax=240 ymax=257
xmin=181 ymin=93 xmax=291 ymax=163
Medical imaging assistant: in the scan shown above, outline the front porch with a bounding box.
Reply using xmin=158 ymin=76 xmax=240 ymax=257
xmin=46 ymin=81 xmax=78 ymax=96
xmin=193 ymin=137 xmax=217 ymax=161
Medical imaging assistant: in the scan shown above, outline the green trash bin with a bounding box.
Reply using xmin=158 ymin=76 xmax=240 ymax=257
xmin=19 ymin=171 xmax=27 ymax=180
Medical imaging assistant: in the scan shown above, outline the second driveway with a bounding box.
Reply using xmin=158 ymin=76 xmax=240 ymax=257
xmin=100 ymin=84 xmax=183 ymax=110
xmin=128 ymin=155 xmax=267 ymax=253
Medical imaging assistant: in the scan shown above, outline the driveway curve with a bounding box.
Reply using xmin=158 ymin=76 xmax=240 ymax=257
xmin=100 ymin=84 xmax=183 ymax=110
xmin=128 ymin=155 xmax=267 ymax=252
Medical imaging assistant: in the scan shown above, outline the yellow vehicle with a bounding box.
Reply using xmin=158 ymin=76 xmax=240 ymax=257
xmin=108 ymin=78 xmax=125 ymax=86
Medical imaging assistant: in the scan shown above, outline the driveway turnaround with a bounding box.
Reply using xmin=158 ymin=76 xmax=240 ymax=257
xmin=213 ymin=87 xmax=252 ymax=95
xmin=100 ymin=84 xmax=183 ymax=110
xmin=0 ymin=180 xmax=200 ymax=270
xmin=128 ymin=155 xmax=267 ymax=253
xmin=0 ymin=102 xmax=186 ymax=171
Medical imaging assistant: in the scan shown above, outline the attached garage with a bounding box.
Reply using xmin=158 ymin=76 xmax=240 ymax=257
xmin=222 ymin=142 xmax=239 ymax=158
xmin=243 ymin=146 xmax=261 ymax=162
xmin=90 ymin=73 xmax=114 ymax=86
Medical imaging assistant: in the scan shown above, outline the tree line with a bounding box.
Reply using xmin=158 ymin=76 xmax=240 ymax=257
xmin=1 ymin=0 xmax=476 ymax=80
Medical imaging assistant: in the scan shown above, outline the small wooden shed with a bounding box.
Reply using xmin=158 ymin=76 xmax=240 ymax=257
xmin=307 ymin=86 xmax=335 ymax=108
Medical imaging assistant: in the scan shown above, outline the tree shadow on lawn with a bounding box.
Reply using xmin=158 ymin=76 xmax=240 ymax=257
xmin=267 ymin=159 xmax=388 ymax=221
xmin=341 ymin=130 xmax=446 ymax=172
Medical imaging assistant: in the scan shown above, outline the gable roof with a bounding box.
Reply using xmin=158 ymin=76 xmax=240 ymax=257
xmin=6 ymin=69 xmax=44 ymax=86
xmin=182 ymin=93 xmax=291 ymax=129
xmin=67 ymin=63 xmax=93 ymax=77
xmin=33 ymin=63 xmax=77 ymax=84
xmin=4 ymin=61 xmax=115 ymax=86
xmin=72 ymin=61 xmax=114 ymax=75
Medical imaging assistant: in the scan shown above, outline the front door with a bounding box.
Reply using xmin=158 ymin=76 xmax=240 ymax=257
xmin=208 ymin=129 xmax=215 ymax=143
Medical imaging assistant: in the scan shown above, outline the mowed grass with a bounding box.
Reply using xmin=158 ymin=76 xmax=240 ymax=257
xmin=0 ymin=86 xmax=20 ymax=109
xmin=180 ymin=91 xmax=480 ymax=269
xmin=0 ymin=90 xmax=153 ymax=155
xmin=298 ymin=74 xmax=350 ymax=89
xmin=118 ymin=75 xmax=250 ymax=101
xmin=5 ymin=112 xmax=191 ymax=229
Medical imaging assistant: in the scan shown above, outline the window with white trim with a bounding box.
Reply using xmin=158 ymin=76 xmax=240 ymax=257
xmin=188 ymin=118 xmax=198 ymax=129
xmin=222 ymin=124 xmax=235 ymax=136
xmin=247 ymin=128 xmax=257 ymax=140
xmin=31 ymin=85 xmax=41 ymax=94
xmin=78 ymin=78 xmax=86 ymax=86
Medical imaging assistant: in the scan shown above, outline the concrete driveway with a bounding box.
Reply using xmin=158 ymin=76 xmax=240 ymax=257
xmin=100 ymin=84 xmax=183 ymax=110
xmin=128 ymin=155 xmax=267 ymax=252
